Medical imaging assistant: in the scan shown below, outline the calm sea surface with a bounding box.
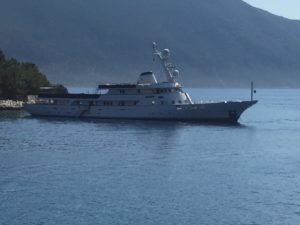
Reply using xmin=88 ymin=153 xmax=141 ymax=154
xmin=1 ymin=89 xmax=300 ymax=225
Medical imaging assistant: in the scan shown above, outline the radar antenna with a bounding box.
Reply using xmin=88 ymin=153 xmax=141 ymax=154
xmin=152 ymin=42 xmax=179 ymax=83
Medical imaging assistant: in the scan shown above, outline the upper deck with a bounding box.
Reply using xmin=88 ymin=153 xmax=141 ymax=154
xmin=98 ymin=81 xmax=181 ymax=90
xmin=38 ymin=93 xmax=100 ymax=99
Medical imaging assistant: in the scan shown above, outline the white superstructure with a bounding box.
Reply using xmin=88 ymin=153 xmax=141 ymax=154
xmin=25 ymin=43 xmax=257 ymax=123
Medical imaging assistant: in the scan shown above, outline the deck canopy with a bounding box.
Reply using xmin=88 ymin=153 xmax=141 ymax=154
xmin=98 ymin=84 xmax=137 ymax=89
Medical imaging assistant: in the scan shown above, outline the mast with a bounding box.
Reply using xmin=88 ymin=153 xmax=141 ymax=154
xmin=152 ymin=42 xmax=179 ymax=83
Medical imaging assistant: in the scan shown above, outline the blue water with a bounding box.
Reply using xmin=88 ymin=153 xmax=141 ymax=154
xmin=1 ymin=89 xmax=300 ymax=225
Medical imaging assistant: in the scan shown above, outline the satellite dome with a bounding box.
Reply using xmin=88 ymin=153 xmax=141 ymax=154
xmin=173 ymin=69 xmax=179 ymax=78
xmin=162 ymin=49 xmax=170 ymax=59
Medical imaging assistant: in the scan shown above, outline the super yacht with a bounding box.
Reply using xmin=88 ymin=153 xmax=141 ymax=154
xmin=25 ymin=43 xmax=257 ymax=123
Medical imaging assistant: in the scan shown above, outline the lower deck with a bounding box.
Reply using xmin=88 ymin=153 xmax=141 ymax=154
xmin=25 ymin=100 xmax=257 ymax=123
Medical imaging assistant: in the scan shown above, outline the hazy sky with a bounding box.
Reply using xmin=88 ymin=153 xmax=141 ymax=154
xmin=243 ymin=0 xmax=300 ymax=20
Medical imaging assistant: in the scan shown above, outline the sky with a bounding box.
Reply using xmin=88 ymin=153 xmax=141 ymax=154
xmin=243 ymin=0 xmax=300 ymax=20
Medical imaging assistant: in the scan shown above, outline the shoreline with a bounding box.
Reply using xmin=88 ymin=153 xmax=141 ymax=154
xmin=0 ymin=100 xmax=24 ymax=110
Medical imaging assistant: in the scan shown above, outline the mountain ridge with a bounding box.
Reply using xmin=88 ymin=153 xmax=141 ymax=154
xmin=1 ymin=0 xmax=300 ymax=87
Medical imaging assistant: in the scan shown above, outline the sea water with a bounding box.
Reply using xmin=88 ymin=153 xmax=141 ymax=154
xmin=1 ymin=89 xmax=300 ymax=225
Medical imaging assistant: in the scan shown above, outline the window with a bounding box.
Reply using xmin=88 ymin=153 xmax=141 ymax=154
xmin=178 ymin=100 xmax=182 ymax=104
xmin=161 ymin=101 xmax=164 ymax=105
xmin=171 ymin=100 xmax=175 ymax=104
xmin=124 ymin=101 xmax=134 ymax=106
xmin=104 ymin=101 xmax=112 ymax=106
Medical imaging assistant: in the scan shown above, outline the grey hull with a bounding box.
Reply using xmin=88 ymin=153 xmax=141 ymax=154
xmin=25 ymin=100 xmax=257 ymax=124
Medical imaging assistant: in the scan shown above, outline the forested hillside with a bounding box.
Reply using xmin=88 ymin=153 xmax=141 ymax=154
xmin=0 ymin=50 xmax=66 ymax=100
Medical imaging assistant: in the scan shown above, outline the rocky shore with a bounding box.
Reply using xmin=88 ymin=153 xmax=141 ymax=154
xmin=0 ymin=100 xmax=24 ymax=110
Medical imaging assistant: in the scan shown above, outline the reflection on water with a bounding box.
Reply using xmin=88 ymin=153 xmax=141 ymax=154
xmin=0 ymin=110 xmax=27 ymax=120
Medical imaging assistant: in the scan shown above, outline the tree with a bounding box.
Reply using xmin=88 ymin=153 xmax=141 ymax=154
xmin=0 ymin=49 xmax=65 ymax=100
xmin=0 ymin=50 xmax=5 ymax=63
xmin=52 ymin=84 xmax=68 ymax=94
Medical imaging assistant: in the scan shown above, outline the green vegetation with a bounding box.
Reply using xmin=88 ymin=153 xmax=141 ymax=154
xmin=0 ymin=49 xmax=66 ymax=100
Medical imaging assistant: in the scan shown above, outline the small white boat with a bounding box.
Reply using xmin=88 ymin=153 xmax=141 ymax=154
xmin=25 ymin=43 xmax=257 ymax=123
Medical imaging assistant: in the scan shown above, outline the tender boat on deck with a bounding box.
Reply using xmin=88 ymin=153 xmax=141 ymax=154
xmin=25 ymin=43 xmax=257 ymax=123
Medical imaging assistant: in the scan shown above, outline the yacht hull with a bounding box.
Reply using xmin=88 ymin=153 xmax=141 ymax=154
xmin=24 ymin=100 xmax=257 ymax=123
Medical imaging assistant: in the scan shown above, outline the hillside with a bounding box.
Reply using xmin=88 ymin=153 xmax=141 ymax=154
xmin=1 ymin=0 xmax=300 ymax=87
xmin=0 ymin=49 xmax=67 ymax=100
